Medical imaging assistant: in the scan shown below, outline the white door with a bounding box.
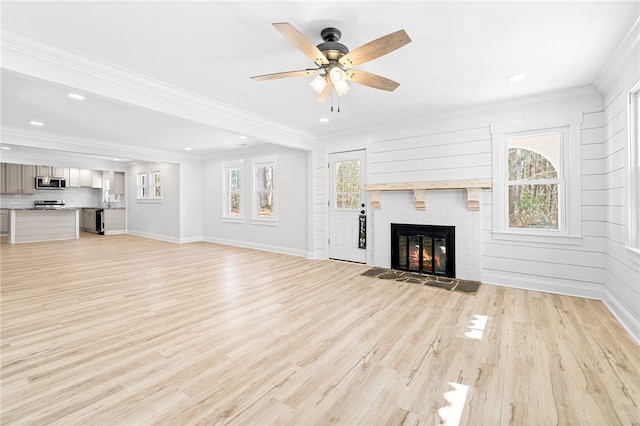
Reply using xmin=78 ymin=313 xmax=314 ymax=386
xmin=329 ymin=150 xmax=367 ymax=263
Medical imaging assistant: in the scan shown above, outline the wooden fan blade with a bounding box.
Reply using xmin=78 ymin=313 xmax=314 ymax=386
xmin=317 ymin=81 xmax=334 ymax=103
xmin=339 ymin=29 xmax=411 ymax=68
xmin=273 ymin=22 xmax=329 ymax=66
xmin=345 ymin=69 xmax=400 ymax=91
xmin=251 ymin=69 xmax=318 ymax=81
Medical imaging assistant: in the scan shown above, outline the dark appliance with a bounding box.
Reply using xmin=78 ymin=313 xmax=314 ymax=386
xmin=95 ymin=209 xmax=105 ymax=235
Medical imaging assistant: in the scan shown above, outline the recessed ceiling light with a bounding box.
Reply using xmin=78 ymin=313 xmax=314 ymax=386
xmin=30 ymin=121 xmax=44 ymax=127
xmin=238 ymin=135 xmax=248 ymax=140
xmin=1 ymin=146 xmax=11 ymax=150
xmin=67 ymin=93 xmax=85 ymax=100
xmin=184 ymin=147 xmax=192 ymax=151
xmin=113 ymin=158 xmax=121 ymax=162
xmin=319 ymin=118 xmax=329 ymax=123
xmin=507 ymin=73 xmax=526 ymax=83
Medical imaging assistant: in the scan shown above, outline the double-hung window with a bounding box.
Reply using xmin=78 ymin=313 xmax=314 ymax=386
xmin=252 ymin=156 xmax=277 ymax=223
xmin=222 ymin=160 xmax=243 ymax=219
xmin=507 ymin=131 xmax=563 ymax=230
xmin=137 ymin=169 xmax=162 ymax=201
xmin=491 ymin=113 xmax=582 ymax=244
xmin=137 ymin=173 xmax=148 ymax=199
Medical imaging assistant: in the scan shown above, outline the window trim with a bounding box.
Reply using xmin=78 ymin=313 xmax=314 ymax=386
xmin=491 ymin=112 xmax=582 ymax=244
xmin=251 ymin=155 xmax=277 ymax=224
xmin=222 ymin=160 xmax=243 ymax=221
xmin=626 ymin=81 xmax=640 ymax=263
xmin=136 ymin=169 xmax=162 ymax=202
xmin=506 ymin=129 xmax=566 ymax=232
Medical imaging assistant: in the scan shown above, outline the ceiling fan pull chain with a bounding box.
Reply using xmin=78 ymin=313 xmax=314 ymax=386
xmin=338 ymin=95 xmax=341 ymax=113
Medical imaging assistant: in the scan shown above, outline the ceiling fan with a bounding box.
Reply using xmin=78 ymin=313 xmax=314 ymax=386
xmin=250 ymin=22 xmax=412 ymax=103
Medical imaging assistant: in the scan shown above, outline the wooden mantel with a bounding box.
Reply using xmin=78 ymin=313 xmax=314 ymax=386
xmin=363 ymin=179 xmax=492 ymax=211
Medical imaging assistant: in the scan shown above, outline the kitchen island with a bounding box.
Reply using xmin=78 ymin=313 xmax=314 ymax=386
xmin=9 ymin=209 xmax=79 ymax=244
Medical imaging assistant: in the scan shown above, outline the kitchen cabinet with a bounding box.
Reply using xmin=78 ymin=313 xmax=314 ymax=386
xmin=1 ymin=163 xmax=35 ymax=194
xmin=79 ymin=169 xmax=92 ymax=187
xmin=79 ymin=169 xmax=102 ymax=188
xmin=68 ymin=168 xmax=80 ymax=187
xmin=52 ymin=167 xmax=70 ymax=180
xmin=91 ymin=170 xmax=103 ymax=188
xmin=36 ymin=165 xmax=52 ymax=177
xmin=5 ymin=163 xmax=20 ymax=193
xmin=83 ymin=209 xmax=96 ymax=232
xmin=21 ymin=165 xmax=36 ymax=194
xmin=0 ymin=209 xmax=9 ymax=234
xmin=104 ymin=209 xmax=125 ymax=235
xmin=110 ymin=171 xmax=125 ymax=195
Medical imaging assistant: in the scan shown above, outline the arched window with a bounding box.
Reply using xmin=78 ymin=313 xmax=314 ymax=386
xmin=507 ymin=133 xmax=562 ymax=229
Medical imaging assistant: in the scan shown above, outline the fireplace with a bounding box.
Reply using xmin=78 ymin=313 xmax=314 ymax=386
xmin=391 ymin=223 xmax=455 ymax=278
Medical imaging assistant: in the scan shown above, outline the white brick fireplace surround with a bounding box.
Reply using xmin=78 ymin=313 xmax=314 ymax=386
xmin=369 ymin=189 xmax=483 ymax=282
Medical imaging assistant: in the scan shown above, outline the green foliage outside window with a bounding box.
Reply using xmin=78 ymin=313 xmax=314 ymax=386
xmin=335 ymin=160 xmax=361 ymax=210
xmin=508 ymin=147 xmax=559 ymax=229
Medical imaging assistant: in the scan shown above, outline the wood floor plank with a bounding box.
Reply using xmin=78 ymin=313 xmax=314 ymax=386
xmin=1 ymin=234 xmax=639 ymax=425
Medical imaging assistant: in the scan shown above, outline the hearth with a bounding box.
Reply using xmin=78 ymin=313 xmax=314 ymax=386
xmin=391 ymin=223 xmax=455 ymax=278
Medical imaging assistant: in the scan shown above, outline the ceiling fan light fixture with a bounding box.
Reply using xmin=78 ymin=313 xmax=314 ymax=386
xmin=329 ymin=66 xmax=346 ymax=83
xmin=334 ymin=79 xmax=350 ymax=96
xmin=310 ymin=75 xmax=327 ymax=94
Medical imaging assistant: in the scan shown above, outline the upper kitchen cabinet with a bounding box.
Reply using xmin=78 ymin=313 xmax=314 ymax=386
xmin=1 ymin=163 xmax=36 ymax=194
xmin=91 ymin=170 xmax=103 ymax=188
xmin=68 ymin=168 xmax=80 ymax=188
xmin=79 ymin=169 xmax=92 ymax=187
xmin=110 ymin=171 xmax=125 ymax=195
xmin=52 ymin=167 xmax=70 ymax=180
xmin=21 ymin=165 xmax=36 ymax=194
xmin=79 ymin=169 xmax=102 ymax=188
xmin=36 ymin=165 xmax=52 ymax=177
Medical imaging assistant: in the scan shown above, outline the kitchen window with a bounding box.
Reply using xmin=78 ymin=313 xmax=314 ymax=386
xmin=491 ymin=112 xmax=582 ymax=245
xmin=252 ymin=156 xmax=277 ymax=224
xmin=222 ymin=160 xmax=243 ymax=220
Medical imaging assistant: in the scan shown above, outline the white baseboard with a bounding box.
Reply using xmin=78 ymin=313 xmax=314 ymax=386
xmin=602 ymin=288 xmax=640 ymax=346
xmin=126 ymin=230 xmax=181 ymax=244
xmin=481 ymin=272 xmax=604 ymax=300
xmin=203 ymin=236 xmax=308 ymax=258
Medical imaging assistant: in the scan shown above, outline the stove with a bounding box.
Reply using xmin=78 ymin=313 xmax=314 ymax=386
xmin=34 ymin=200 xmax=65 ymax=209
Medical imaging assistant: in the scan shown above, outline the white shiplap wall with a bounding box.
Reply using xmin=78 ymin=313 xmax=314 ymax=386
xmin=317 ymin=90 xmax=606 ymax=298
xmin=367 ymin=125 xmax=490 ymax=281
xmin=600 ymin=36 xmax=640 ymax=342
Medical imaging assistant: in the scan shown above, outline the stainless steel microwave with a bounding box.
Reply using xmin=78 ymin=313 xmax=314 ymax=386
xmin=35 ymin=176 xmax=66 ymax=189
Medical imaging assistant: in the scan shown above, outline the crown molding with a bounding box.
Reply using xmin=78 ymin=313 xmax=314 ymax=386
xmin=317 ymin=85 xmax=602 ymax=145
xmin=594 ymin=16 xmax=640 ymax=96
xmin=0 ymin=28 xmax=315 ymax=151
xmin=0 ymin=126 xmax=197 ymax=164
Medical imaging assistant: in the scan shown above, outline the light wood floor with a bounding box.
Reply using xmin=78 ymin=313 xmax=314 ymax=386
xmin=1 ymin=234 xmax=639 ymax=425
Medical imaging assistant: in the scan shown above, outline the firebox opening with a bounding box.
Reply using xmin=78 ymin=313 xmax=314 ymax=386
xmin=391 ymin=223 xmax=455 ymax=278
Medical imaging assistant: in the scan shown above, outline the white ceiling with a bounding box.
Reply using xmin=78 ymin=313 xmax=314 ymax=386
xmin=1 ymin=1 xmax=638 ymax=160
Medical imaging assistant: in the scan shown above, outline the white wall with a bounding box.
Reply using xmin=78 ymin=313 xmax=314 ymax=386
xmin=201 ymin=144 xmax=309 ymax=257
xmin=126 ymin=162 xmax=181 ymax=242
xmin=316 ymin=87 xmax=606 ymax=296
xmin=599 ymin=20 xmax=640 ymax=342
xmin=179 ymin=158 xmax=204 ymax=243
